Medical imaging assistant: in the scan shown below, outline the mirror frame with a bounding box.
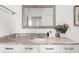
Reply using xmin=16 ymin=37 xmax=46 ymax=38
xmin=22 ymin=5 xmax=56 ymax=29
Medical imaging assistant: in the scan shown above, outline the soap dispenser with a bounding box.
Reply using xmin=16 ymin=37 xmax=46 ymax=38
xmin=47 ymin=32 xmax=49 ymax=37
xmin=49 ymin=31 xmax=53 ymax=37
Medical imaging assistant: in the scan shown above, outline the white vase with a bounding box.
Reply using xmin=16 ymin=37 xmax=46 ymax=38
xmin=60 ymin=33 xmax=66 ymax=38
xmin=55 ymin=32 xmax=60 ymax=38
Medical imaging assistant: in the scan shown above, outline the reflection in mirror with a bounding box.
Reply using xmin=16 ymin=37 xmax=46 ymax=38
xmin=22 ymin=5 xmax=55 ymax=28
xmin=28 ymin=16 xmax=42 ymax=26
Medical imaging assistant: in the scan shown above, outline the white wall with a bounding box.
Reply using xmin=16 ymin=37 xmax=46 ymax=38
xmin=56 ymin=5 xmax=79 ymax=42
xmin=0 ymin=5 xmax=15 ymax=37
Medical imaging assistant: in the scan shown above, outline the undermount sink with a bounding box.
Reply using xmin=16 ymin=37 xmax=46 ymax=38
xmin=30 ymin=38 xmax=56 ymax=44
xmin=32 ymin=38 xmax=46 ymax=41
xmin=30 ymin=38 xmax=47 ymax=43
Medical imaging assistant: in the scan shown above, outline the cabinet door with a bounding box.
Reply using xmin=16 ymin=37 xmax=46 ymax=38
xmin=1 ymin=45 xmax=26 ymax=53
xmin=1 ymin=45 xmax=18 ymax=53
xmin=23 ymin=45 xmax=40 ymax=53
xmin=62 ymin=45 xmax=79 ymax=53
xmin=40 ymin=45 xmax=62 ymax=53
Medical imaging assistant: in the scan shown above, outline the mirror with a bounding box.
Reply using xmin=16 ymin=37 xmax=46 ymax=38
xmin=22 ymin=5 xmax=55 ymax=28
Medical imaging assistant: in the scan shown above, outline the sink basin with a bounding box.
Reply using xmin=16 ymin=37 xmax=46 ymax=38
xmin=30 ymin=38 xmax=47 ymax=43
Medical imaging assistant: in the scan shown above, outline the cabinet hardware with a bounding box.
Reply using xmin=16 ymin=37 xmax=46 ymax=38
xmin=25 ymin=48 xmax=33 ymax=50
xmin=46 ymin=48 xmax=54 ymax=50
xmin=64 ymin=47 xmax=74 ymax=50
xmin=5 ymin=48 xmax=14 ymax=50
xmin=29 ymin=48 xmax=33 ymax=50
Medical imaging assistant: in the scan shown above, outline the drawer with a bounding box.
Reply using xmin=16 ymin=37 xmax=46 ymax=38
xmin=23 ymin=45 xmax=40 ymax=53
xmin=61 ymin=45 xmax=79 ymax=53
xmin=2 ymin=45 xmax=18 ymax=53
xmin=40 ymin=45 xmax=62 ymax=53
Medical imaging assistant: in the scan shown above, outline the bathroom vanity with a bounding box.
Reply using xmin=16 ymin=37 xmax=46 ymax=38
xmin=0 ymin=5 xmax=79 ymax=53
xmin=0 ymin=34 xmax=79 ymax=53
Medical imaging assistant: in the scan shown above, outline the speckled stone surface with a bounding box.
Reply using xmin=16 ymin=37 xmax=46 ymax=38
xmin=0 ymin=36 xmax=79 ymax=45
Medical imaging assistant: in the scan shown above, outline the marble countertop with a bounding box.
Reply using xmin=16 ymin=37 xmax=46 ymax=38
xmin=0 ymin=37 xmax=79 ymax=45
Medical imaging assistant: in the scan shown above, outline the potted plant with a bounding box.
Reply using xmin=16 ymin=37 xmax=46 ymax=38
xmin=55 ymin=24 xmax=69 ymax=38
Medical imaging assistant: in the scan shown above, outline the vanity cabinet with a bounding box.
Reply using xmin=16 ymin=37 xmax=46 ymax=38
xmin=40 ymin=45 xmax=79 ymax=53
xmin=0 ymin=45 xmax=79 ymax=53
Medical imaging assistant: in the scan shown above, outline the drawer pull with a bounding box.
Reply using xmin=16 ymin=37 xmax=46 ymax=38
xmin=46 ymin=48 xmax=54 ymax=50
xmin=5 ymin=48 xmax=14 ymax=50
xmin=25 ymin=48 xmax=33 ymax=50
xmin=64 ymin=47 xmax=74 ymax=50
xmin=29 ymin=48 xmax=33 ymax=50
xmin=25 ymin=48 xmax=28 ymax=50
